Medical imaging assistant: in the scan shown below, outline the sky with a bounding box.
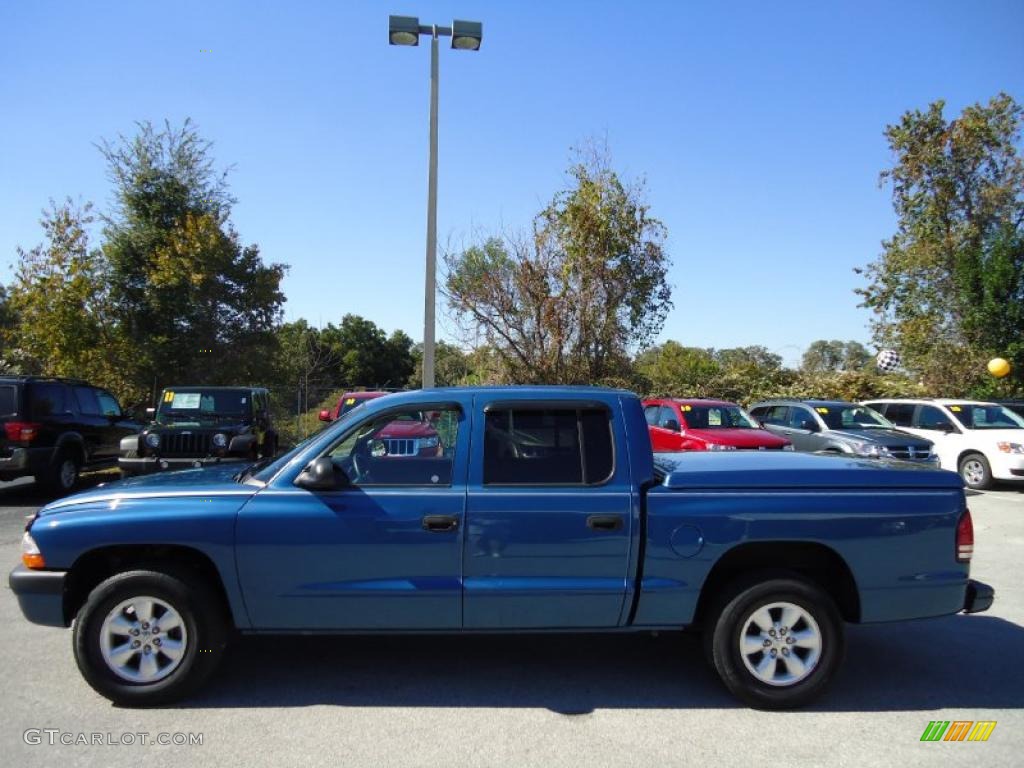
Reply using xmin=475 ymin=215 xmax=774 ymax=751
xmin=1 ymin=0 xmax=1022 ymax=367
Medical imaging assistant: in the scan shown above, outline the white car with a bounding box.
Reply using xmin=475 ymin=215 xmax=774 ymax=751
xmin=862 ymin=398 xmax=1024 ymax=490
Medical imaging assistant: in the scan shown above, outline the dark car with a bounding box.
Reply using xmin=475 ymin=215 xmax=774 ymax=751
xmin=0 ymin=376 xmax=140 ymax=493
xmin=748 ymin=399 xmax=937 ymax=462
xmin=119 ymin=386 xmax=277 ymax=475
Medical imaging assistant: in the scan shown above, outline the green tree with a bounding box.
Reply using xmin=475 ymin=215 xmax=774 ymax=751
xmin=856 ymin=93 xmax=1024 ymax=395
xmin=802 ymin=340 xmax=872 ymax=373
xmin=7 ymin=200 xmax=134 ymax=395
xmin=444 ymin=147 xmax=672 ymax=384
xmin=100 ymin=119 xmax=287 ymax=400
xmin=321 ymin=314 xmax=414 ymax=388
xmin=635 ymin=342 xmax=720 ymax=397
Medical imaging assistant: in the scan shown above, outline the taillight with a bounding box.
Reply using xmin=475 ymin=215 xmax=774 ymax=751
xmin=956 ymin=509 xmax=974 ymax=563
xmin=4 ymin=421 xmax=41 ymax=442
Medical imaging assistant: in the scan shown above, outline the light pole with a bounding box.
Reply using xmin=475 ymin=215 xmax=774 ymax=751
xmin=389 ymin=15 xmax=483 ymax=389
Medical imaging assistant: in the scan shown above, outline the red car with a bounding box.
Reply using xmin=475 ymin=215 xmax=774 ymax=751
xmin=643 ymin=398 xmax=792 ymax=452
xmin=319 ymin=391 xmax=441 ymax=457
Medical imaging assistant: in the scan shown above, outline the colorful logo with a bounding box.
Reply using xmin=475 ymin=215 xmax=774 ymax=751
xmin=920 ymin=721 xmax=996 ymax=742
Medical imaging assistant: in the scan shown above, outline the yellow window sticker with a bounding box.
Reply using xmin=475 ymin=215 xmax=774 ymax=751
xmin=345 ymin=397 xmax=357 ymax=405
xmin=163 ymin=391 xmax=174 ymax=403
xmin=682 ymin=405 xmax=692 ymax=411
xmin=950 ymin=406 xmax=962 ymax=412
xmin=816 ymin=407 xmax=829 ymax=414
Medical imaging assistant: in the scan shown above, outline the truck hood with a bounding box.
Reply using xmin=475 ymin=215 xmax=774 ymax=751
xmin=833 ymin=427 xmax=932 ymax=446
xmin=655 ymin=450 xmax=962 ymax=490
xmin=37 ymin=464 xmax=258 ymax=516
xmin=685 ymin=428 xmax=790 ymax=448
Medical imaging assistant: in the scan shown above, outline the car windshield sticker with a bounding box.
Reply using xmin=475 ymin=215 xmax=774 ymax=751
xmin=950 ymin=405 xmax=962 ymax=412
xmin=163 ymin=391 xmax=174 ymax=403
xmin=345 ymin=397 xmax=357 ymax=405
xmin=708 ymin=409 xmax=722 ymax=426
xmin=241 ymin=397 xmax=247 ymax=403
xmin=171 ymin=392 xmax=202 ymax=409
xmin=816 ymin=407 xmax=829 ymax=414
xmin=682 ymin=405 xmax=692 ymax=411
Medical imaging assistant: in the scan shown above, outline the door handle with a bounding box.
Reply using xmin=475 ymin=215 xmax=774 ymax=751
xmin=586 ymin=514 xmax=623 ymax=532
xmin=422 ymin=514 xmax=459 ymax=533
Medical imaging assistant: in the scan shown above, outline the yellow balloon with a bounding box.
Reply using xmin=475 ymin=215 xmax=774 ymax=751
xmin=988 ymin=358 xmax=1011 ymax=378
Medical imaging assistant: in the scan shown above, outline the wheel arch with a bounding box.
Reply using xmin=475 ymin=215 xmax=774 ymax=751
xmin=64 ymin=544 xmax=237 ymax=629
xmin=693 ymin=541 xmax=861 ymax=625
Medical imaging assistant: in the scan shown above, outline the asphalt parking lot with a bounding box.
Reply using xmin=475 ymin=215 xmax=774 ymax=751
xmin=1 ymin=476 xmax=1021 ymax=768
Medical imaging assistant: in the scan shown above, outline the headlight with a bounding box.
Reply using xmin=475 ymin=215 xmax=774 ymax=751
xmin=212 ymin=433 xmax=228 ymax=449
xmin=421 ymin=436 xmax=439 ymax=449
xmin=22 ymin=531 xmax=45 ymax=569
xmin=855 ymin=444 xmax=889 ymax=457
xmin=145 ymin=433 xmax=161 ymax=449
xmin=997 ymin=442 xmax=1024 ymax=454
xmin=706 ymin=443 xmax=737 ymax=451
xmin=782 ymin=444 xmax=795 ymax=451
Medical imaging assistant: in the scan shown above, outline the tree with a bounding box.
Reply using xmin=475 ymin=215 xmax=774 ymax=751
xmin=856 ymin=93 xmax=1024 ymax=395
xmin=801 ymin=340 xmax=872 ymax=373
xmin=320 ymin=314 xmax=414 ymax=388
xmin=7 ymin=200 xmax=134 ymax=395
xmin=100 ymin=119 xmax=287 ymax=400
xmin=444 ymin=147 xmax=672 ymax=384
xmin=635 ymin=342 xmax=720 ymax=397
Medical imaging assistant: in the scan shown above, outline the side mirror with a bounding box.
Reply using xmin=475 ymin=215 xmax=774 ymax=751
xmin=295 ymin=456 xmax=341 ymax=491
xmin=799 ymin=420 xmax=819 ymax=432
xmin=318 ymin=409 xmax=332 ymax=423
xmin=935 ymin=422 xmax=956 ymax=433
xmin=664 ymin=419 xmax=681 ymax=432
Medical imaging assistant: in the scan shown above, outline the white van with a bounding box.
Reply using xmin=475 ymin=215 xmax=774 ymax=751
xmin=862 ymin=398 xmax=1024 ymax=490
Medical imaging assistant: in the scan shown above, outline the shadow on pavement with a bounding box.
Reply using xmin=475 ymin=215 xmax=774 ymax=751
xmin=176 ymin=614 xmax=1024 ymax=714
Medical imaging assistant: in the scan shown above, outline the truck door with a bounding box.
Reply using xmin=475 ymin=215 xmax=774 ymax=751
xmin=235 ymin=403 xmax=467 ymax=630
xmin=463 ymin=400 xmax=633 ymax=628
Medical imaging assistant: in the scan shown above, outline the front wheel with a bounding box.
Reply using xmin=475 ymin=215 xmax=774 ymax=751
xmin=73 ymin=569 xmax=227 ymax=706
xmin=705 ymin=577 xmax=844 ymax=709
xmin=959 ymin=453 xmax=993 ymax=490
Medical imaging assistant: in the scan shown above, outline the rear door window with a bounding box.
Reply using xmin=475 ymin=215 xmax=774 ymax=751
xmin=96 ymin=391 xmax=122 ymax=417
xmin=882 ymin=403 xmax=914 ymax=426
xmin=0 ymin=385 xmax=17 ymax=417
xmin=483 ymin=407 xmax=613 ymax=485
xmin=29 ymin=383 xmax=71 ymax=419
xmin=914 ymin=405 xmax=954 ymax=431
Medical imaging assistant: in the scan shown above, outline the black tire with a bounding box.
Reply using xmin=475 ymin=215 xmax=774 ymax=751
xmin=958 ymin=452 xmax=993 ymax=490
xmin=73 ymin=568 xmax=227 ymax=706
xmin=36 ymin=449 xmax=80 ymax=495
xmin=704 ymin=576 xmax=844 ymax=710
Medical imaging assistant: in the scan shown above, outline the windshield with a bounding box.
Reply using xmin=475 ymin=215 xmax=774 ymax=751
xmin=816 ymin=404 xmax=892 ymax=430
xmin=684 ymin=405 xmax=758 ymax=429
xmin=947 ymin=403 xmax=1024 ymax=429
xmin=156 ymin=389 xmax=251 ymax=424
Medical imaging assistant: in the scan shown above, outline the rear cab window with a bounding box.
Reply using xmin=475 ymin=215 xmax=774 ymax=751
xmin=483 ymin=406 xmax=614 ymax=485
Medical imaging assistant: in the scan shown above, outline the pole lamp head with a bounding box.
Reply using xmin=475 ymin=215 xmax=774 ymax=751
xmin=388 ymin=15 xmax=420 ymax=46
xmin=451 ymin=19 xmax=482 ymax=50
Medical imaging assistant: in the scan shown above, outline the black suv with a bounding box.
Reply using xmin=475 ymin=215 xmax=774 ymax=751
xmin=748 ymin=399 xmax=937 ymax=462
xmin=0 ymin=376 xmax=140 ymax=493
xmin=119 ymin=386 xmax=277 ymax=475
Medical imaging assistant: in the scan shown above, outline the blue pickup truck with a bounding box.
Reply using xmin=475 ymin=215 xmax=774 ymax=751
xmin=10 ymin=387 xmax=993 ymax=709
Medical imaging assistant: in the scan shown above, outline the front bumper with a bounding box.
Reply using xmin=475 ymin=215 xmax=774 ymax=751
xmin=119 ymin=455 xmax=248 ymax=474
xmin=9 ymin=565 xmax=67 ymax=627
xmin=991 ymin=452 xmax=1024 ymax=481
xmin=963 ymin=579 xmax=994 ymax=614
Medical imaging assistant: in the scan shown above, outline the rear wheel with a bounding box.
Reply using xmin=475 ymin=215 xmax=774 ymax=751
xmin=72 ymin=569 xmax=227 ymax=706
xmin=959 ymin=453 xmax=993 ymax=490
xmin=36 ymin=449 xmax=80 ymax=495
xmin=704 ymin=576 xmax=844 ymax=709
